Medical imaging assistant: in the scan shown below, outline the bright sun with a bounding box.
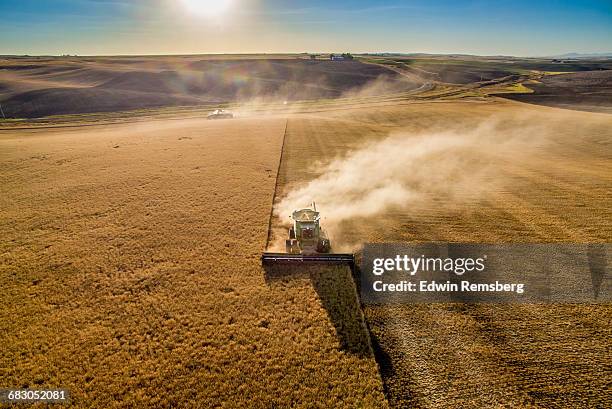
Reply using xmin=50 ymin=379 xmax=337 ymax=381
xmin=181 ymin=0 xmax=234 ymax=17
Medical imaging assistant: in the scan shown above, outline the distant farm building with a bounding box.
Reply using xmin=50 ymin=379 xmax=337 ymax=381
xmin=330 ymin=53 xmax=354 ymax=61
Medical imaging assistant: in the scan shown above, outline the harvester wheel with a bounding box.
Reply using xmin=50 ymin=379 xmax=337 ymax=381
xmin=317 ymin=239 xmax=331 ymax=253
xmin=285 ymin=239 xmax=293 ymax=253
xmin=286 ymin=239 xmax=300 ymax=254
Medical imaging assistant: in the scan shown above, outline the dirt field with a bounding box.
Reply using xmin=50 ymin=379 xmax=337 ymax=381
xmin=0 ymin=116 xmax=387 ymax=407
xmin=2 ymin=54 xmax=611 ymax=121
xmin=505 ymin=70 xmax=612 ymax=113
xmin=0 ymin=56 xmax=417 ymax=118
xmin=363 ymin=55 xmax=612 ymax=114
xmin=272 ymin=99 xmax=612 ymax=407
xmin=366 ymin=55 xmax=612 ymax=84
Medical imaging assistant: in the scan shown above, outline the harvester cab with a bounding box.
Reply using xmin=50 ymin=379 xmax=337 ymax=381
xmin=286 ymin=203 xmax=331 ymax=254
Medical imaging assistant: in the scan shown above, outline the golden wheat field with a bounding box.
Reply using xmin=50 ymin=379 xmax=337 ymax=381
xmin=0 ymin=115 xmax=387 ymax=408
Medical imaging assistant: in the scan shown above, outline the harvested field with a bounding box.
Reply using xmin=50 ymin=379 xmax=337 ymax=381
xmin=366 ymin=55 xmax=612 ymax=84
xmin=0 ymin=116 xmax=387 ymax=407
xmin=367 ymin=303 xmax=610 ymax=408
xmin=0 ymin=56 xmax=418 ymax=118
xmin=505 ymin=70 xmax=612 ymax=113
xmin=272 ymin=99 xmax=612 ymax=407
xmin=363 ymin=55 xmax=612 ymax=114
xmin=3 ymin=55 xmax=611 ymax=120
xmin=275 ymin=101 xmax=612 ymax=244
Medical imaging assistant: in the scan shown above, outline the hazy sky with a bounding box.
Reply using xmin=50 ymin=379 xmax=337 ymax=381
xmin=1 ymin=0 xmax=611 ymax=56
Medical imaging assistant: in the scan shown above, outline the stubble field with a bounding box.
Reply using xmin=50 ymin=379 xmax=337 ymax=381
xmin=272 ymin=99 xmax=611 ymax=407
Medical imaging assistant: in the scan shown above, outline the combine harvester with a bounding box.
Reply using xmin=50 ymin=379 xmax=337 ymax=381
xmin=207 ymin=109 xmax=234 ymax=119
xmin=261 ymin=203 xmax=354 ymax=267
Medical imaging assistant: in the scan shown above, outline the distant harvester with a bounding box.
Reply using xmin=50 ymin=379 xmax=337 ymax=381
xmin=207 ymin=109 xmax=234 ymax=120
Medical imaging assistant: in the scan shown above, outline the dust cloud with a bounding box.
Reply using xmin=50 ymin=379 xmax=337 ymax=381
xmin=340 ymin=75 xmax=419 ymax=99
xmin=276 ymin=117 xmax=549 ymax=250
xmin=231 ymin=75 xmax=418 ymax=118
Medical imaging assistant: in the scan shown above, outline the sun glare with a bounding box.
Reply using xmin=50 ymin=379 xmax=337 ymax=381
xmin=181 ymin=0 xmax=234 ymax=17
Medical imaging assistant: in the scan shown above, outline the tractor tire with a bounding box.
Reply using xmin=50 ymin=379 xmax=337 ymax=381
xmin=317 ymin=239 xmax=331 ymax=253
xmin=285 ymin=239 xmax=293 ymax=253
xmin=286 ymin=239 xmax=300 ymax=254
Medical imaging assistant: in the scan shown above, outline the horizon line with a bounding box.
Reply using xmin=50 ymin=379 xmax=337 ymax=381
xmin=2 ymin=51 xmax=612 ymax=59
